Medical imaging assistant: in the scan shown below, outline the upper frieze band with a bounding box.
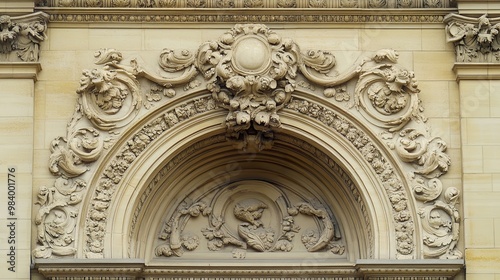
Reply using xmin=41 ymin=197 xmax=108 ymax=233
xmin=36 ymin=0 xmax=455 ymax=8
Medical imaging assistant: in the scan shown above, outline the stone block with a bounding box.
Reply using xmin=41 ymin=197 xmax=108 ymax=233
xmin=466 ymin=248 xmax=500 ymax=273
xmin=464 ymin=218 xmax=495 ymax=247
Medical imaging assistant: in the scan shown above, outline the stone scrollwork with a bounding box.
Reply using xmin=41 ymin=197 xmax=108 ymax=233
xmin=33 ymin=178 xmax=86 ymax=258
xmin=445 ymin=13 xmax=500 ymax=63
xmin=77 ymin=49 xmax=142 ymax=131
xmin=35 ymin=24 xmax=457 ymax=260
xmin=156 ymin=183 xmax=343 ymax=259
xmin=0 ymin=12 xmax=48 ymax=62
xmin=419 ymin=187 xmax=461 ymax=259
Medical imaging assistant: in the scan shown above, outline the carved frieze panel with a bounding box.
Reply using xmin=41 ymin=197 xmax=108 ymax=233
xmin=34 ymin=24 xmax=459 ymax=261
xmin=37 ymin=0 xmax=454 ymax=8
xmin=0 ymin=12 xmax=48 ymax=62
xmin=445 ymin=13 xmax=500 ymax=63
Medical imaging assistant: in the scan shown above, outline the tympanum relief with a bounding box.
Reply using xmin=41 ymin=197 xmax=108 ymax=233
xmin=155 ymin=183 xmax=343 ymax=259
xmin=34 ymin=24 xmax=460 ymax=260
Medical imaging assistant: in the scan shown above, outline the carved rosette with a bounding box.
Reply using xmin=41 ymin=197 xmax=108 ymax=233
xmin=0 ymin=12 xmax=48 ymax=62
xmin=34 ymin=24 xmax=458 ymax=260
xmin=445 ymin=14 xmax=500 ymax=63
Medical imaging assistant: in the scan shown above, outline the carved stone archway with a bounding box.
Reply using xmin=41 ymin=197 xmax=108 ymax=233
xmin=34 ymin=24 xmax=463 ymax=279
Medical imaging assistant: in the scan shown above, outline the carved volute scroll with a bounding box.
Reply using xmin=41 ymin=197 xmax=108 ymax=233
xmin=445 ymin=13 xmax=500 ymax=63
xmin=0 ymin=12 xmax=48 ymax=62
xmin=34 ymin=24 xmax=459 ymax=261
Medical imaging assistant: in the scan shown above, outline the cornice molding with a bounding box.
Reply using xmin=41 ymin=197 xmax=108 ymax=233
xmin=452 ymin=62 xmax=500 ymax=81
xmin=34 ymin=258 xmax=464 ymax=279
xmin=0 ymin=62 xmax=42 ymax=81
xmin=36 ymin=7 xmax=456 ymax=24
xmin=36 ymin=0 xmax=456 ymax=9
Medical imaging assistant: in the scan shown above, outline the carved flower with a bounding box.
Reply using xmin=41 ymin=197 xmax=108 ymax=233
xmin=308 ymin=0 xmax=326 ymax=8
xmin=301 ymin=229 xmax=319 ymax=249
xmin=277 ymin=0 xmax=296 ymax=8
xmin=182 ymin=234 xmax=200 ymax=251
xmin=244 ymin=0 xmax=263 ymax=7
xmin=156 ymin=243 xmax=173 ymax=256
xmin=273 ymin=240 xmax=293 ymax=252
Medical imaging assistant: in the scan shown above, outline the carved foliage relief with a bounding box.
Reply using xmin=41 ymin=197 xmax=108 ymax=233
xmin=34 ymin=24 xmax=459 ymax=260
xmin=156 ymin=183 xmax=344 ymax=259
xmin=0 ymin=12 xmax=48 ymax=62
xmin=445 ymin=14 xmax=500 ymax=63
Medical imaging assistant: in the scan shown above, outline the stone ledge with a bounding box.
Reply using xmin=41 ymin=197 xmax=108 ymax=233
xmin=0 ymin=63 xmax=42 ymax=81
xmin=453 ymin=63 xmax=500 ymax=81
xmin=35 ymin=7 xmax=456 ymax=24
xmin=33 ymin=259 xmax=464 ymax=279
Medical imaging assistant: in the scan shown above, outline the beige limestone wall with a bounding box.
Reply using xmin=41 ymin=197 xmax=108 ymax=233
xmin=460 ymin=77 xmax=500 ymax=280
xmin=0 ymin=74 xmax=37 ymax=280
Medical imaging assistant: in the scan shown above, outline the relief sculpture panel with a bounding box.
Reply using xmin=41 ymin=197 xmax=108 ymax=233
xmin=33 ymin=24 xmax=459 ymax=262
xmin=155 ymin=182 xmax=344 ymax=259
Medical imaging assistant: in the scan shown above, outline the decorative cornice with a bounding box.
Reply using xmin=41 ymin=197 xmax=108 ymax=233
xmin=37 ymin=7 xmax=455 ymax=24
xmin=37 ymin=0 xmax=456 ymax=8
xmin=453 ymin=62 xmax=500 ymax=80
xmin=0 ymin=62 xmax=41 ymax=81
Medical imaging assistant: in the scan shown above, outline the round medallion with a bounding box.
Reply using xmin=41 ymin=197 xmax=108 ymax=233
xmin=232 ymin=36 xmax=271 ymax=75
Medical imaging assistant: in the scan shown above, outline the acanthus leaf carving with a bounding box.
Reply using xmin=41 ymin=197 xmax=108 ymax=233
xmin=77 ymin=50 xmax=142 ymax=131
xmin=419 ymin=187 xmax=461 ymax=259
xmin=33 ymin=178 xmax=86 ymax=258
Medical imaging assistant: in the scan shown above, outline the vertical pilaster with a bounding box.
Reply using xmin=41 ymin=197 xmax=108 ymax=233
xmin=0 ymin=63 xmax=40 ymax=280
xmin=0 ymin=7 xmax=47 ymax=279
xmin=446 ymin=9 xmax=500 ymax=279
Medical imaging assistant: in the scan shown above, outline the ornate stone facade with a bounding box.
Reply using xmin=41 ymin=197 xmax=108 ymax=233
xmin=11 ymin=0 xmax=500 ymax=279
xmin=31 ymin=23 xmax=460 ymax=274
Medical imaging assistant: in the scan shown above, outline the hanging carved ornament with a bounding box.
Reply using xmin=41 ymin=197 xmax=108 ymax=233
xmin=0 ymin=12 xmax=48 ymax=62
xmin=445 ymin=14 xmax=500 ymax=63
xmin=35 ymin=24 xmax=458 ymax=260
xmin=156 ymin=183 xmax=343 ymax=259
